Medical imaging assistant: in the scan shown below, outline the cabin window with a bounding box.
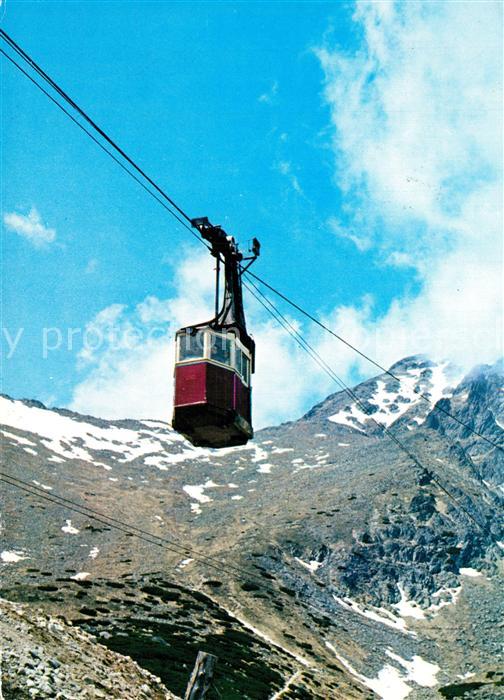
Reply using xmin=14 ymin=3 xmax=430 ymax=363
xmin=235 ymin=348 xmax=250 ymax=385
xmin=209 ymin=332 xmax=232 ymax=366
xmin=241 ymin=353 xmax=250 ymax=385
xmin=178 ymin=330 xmax=205 ymax=361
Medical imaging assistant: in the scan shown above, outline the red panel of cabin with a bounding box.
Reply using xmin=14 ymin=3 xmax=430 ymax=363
xmin=175 ymin=361 xmax=251 ymax=429
xmin=174 ymin=362 xmax=207 ymax=406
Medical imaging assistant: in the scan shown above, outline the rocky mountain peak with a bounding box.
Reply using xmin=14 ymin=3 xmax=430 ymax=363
xmin=301 ymin=355 xmax=460 ymax=435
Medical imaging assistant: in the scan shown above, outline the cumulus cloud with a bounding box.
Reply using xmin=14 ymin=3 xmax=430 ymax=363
xmin=3 ymin=207 xmax=56 ymax=246
xmin=315 ymin=0 xmax=503 ymax=370
xmin=69 ymin=249 xmax=214 ymax=420
xmin=68 ymin=248 xmax=325 ymax=427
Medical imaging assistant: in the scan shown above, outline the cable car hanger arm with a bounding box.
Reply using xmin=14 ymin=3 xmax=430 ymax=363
xmin=191 ymin=217 xmax=260 ymax=267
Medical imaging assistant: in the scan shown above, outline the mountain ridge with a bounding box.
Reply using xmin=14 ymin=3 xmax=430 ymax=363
xmin=1 ymin=355 xmax=503 ymax=699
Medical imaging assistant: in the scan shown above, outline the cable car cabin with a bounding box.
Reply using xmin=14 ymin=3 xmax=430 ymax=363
xmin=172 ymin=216 xmax=260 ymax=448
xmin=173 ymin=328 xmax=253 ymax=447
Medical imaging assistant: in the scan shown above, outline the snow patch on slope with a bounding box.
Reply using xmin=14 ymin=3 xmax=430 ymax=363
xmin=183 ymin=480 xmax=222 ymax=514
xmin=61 ymin=520 xmax=80 ymax=535
xmin=328 ymin=361 xmax=453 ymax=432
xmin=0 ymin=396 xmax=209 ymax=467
xmin=1 ymin=550 xmax=28 ymax=564
xmin=1 ymin=430 xmax=36 ymax=447
xmin=71 ymin=572 xmax=90 ymax=581
xmin=393 ymin=583 xmax=462 ymax=618
xmin=385 ymin=650 xmax=439 ymax=688
xmin=257 ymin=463 xmax=273 ymax=474
xmin=296 ymin=558 xmax=323 ymax=573
xmin=333 ymin=596 xmax=413 ymax=635
xmin=393 ymin=584 xmax=426 ymax=620
xmin=32 ymin=480 xmax=52 ymax=491
xmin=328 ymin=402 xmax=368 ymax=433
xmin=325 ymin=642 xmax=439 ymax=700
xmin=459 ymin=567 xmax=482 ymax=578
xmin=220 ymin=605 xmax=312 ymax=668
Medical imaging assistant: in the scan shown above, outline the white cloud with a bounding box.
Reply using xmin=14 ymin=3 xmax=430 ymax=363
xmin=245 ymin=314 xmax=325 ymax=428
xmin=77 ymin=303 xmax=127 ymax=365
xmin=258 ymin=80 xmax=279 ymax=104
xmin=315 ymin=0 xmax=503 ymax=370
xmin=384 ymin=251 xmax=415 ymax=269
xmin=69 ymin=249 xmax=215 ymax=420
xmin=278 ymin=161 xmax=291 ymax=176
xmin=328 ymin=216 xmax=372 ymax=252
xmin=275 ymin=160 xmax=304 ymax=195
xmin=85 ymin=258 xmax=98 ymax=274
xmin=3 ymin=207 xmax=56 ymax=246
xmin=68 ymin=248 xmax=330 ymax=428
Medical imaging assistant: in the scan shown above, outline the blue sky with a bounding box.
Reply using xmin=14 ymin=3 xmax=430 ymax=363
xmin=2 ymin=1 xmax=502 ymax=427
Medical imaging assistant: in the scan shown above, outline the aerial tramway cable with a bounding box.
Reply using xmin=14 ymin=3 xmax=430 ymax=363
xmin=244 ymin=280 xmax=496 ymax=538
xmin=1 ymin=28 xmax=501 ymax=455
xmin=244 ymin=268 xmax=503 ymax=453
xmin=0 ymin=49 xmax=206 ymax=248
xmin=0 ymin=29 xmax=193 ymax=227
xmin=0 ymin=472 xmax=488 ymax=636
xmin=0 ymin=472 xmax=415 ymax=640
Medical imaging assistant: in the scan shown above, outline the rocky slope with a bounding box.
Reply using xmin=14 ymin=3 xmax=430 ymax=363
xmin=1 ymin=355 xmax=503 ymax=699
xmin=0 ymin=597 xmax=178 ymax=699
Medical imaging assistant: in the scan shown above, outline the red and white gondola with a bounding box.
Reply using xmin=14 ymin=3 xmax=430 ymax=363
xmin=172 ymin=217 xmax=260 ymax=448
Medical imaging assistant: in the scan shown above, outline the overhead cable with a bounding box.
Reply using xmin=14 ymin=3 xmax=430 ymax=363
xmin=1 ymin=29 xmax=500 ymax=453
xmin=0 ymin=29 xmax=193 ymax=226
xmin=244 ymin=280 xmax=496 ymax=538
xmin=244 ymin=268 xmax=503 ymax=453
xmin=2 ymin=472 xmax=481 ymax=638
xmin=0 ymin=49 xmax=206 ymax=248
